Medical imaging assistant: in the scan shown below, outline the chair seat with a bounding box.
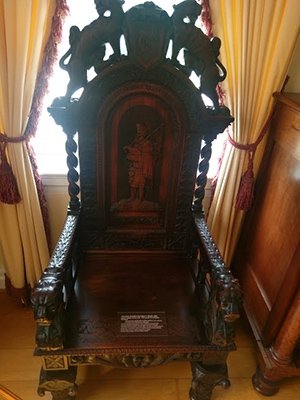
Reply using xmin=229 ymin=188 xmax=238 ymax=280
xmin=55 ymin=253 xmax=230 ymax=355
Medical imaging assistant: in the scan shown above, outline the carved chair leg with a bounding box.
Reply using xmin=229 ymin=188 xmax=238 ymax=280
xmin=37 ymin=366 xmax=78 ymax=399
xmin=190 ymin=357 xmax=229 ymax=400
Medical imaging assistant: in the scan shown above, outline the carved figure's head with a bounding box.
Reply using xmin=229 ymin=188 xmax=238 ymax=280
xmin=69 ymin=25 xmax=81 ymax=46
xmin=94 ymin=0 xmax=125 ymax=16
xmin=173 ymin=0 xmax=202 ymax=23
xmin=136 ymin=122 xmax=149 ymax=137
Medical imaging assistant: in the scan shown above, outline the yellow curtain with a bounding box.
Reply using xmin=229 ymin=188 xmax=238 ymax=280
xmin=207 ymin=0 xmax=300 ymax=263
xmin=0 ymin=1 xmax=56 ymax=295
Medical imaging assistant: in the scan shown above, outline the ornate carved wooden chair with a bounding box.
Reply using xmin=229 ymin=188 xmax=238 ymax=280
xmin=32 ymin=1 xmax=241 ymax=399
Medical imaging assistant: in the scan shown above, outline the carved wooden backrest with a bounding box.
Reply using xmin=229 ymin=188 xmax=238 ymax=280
xmin=49 ymin=0 xmax=233 ymax=252
xmin=77 ymin=64 xmax=206 ymax=251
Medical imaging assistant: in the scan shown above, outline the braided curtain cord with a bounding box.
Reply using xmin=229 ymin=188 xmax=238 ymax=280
xmin=228 ymin=109 xmax=275 ymax=211
xmin=228 ymin=76 xmax=290 ymax=211
xmin=0 ymin=135 xmax=23 ymax=204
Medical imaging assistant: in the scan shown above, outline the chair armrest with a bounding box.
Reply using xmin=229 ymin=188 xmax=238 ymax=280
xmin=194 ymin=215 xmax=242 ymax=346
xmin=31 ymin=214 xmax=79 ymax=351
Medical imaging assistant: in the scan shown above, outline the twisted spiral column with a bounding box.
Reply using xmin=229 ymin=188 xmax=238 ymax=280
xmin=48 ymin=102 xmax=80 ymax=214
xmin=193 ymin=138 xmax=213 ymax=214
xmin=65 ymin=132 xmax=80 ymax=213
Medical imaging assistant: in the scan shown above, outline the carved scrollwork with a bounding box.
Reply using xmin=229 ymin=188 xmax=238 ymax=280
xmin=105 ymin=232 xmax=165 ymax=249
xmin=48 ymin=215 xmax=78 ymax=270
xmin=38 ymin=384 xmax=77 ymax=399
xmin=38 ymin=367 xmax=78 ymax=399
xmin=69 ymin=352 xmax=205 ymax=368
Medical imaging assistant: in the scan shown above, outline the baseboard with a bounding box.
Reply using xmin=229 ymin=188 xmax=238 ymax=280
xmin=0 ymin=384 xmax=23 ymax=400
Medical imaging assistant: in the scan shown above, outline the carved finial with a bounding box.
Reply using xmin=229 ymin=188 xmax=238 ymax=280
xmin=58 ymin=0 xmax=125 ymax=102
xmin=171 ymin=0 xmax=227 ymax=111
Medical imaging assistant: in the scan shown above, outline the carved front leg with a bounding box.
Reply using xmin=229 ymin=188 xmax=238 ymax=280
xmin=190 ymin=353 xmax=230 ymax=400
xmin=38 ymin=366 xmax=77 ymax=400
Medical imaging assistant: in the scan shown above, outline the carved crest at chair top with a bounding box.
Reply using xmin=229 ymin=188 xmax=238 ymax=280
xmin=58 ymin=0 xmax=228 ymax=112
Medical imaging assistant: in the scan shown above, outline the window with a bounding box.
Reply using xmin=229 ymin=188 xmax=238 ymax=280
xmin=31 ymin=0 xmax=226 ymax=178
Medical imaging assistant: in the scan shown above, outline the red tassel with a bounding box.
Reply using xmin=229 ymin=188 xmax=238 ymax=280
xmin=0 ymin=143 xmax=21 ymax=204
xmin=235 ymin=163 xmax=254 ymax=211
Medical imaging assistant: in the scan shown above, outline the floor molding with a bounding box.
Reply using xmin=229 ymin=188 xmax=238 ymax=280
xmin=0 ymin=385 xmax=22 ymax=400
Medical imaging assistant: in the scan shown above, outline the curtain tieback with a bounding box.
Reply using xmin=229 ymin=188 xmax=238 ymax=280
xmin=0 ymin=133 xmax=26 ymax=204
xmin=228 ymin=110 xmax=275 ymax=211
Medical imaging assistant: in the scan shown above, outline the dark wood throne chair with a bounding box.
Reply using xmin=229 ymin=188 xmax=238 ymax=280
xmin=32 ymin=1 xmax=241 ymax=399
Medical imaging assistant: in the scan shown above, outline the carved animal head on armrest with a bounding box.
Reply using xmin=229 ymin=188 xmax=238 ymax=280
xmin=217 ymin=277 xmax=242 ymax=322
xmin=204 ymin=273 xmax=242 ymax=346
xmin=32 ymin=279 xmax=63 ymax=325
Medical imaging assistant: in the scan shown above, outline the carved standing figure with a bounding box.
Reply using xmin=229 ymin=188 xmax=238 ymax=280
xmin=171 ymin=0 xmax=227 ymax=110
xmin=59 ymin=0 xmax=125 ymax=101
xmin=124 ymin=122 xmax=154 ymax=203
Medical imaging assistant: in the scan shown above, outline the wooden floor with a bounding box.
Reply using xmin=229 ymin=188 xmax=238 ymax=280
xmin=1 ymin=291 xmax=300 ymax=400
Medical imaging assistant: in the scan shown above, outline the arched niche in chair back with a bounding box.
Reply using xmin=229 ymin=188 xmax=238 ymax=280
xmin=78 ymin=65 xmax=205 ymax=251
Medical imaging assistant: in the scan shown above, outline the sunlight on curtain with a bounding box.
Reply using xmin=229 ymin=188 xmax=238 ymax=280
xmin=0 ymin=0 xmax=55 ymax=292
xmin=207 ymin=0 xmax=300 ymax=263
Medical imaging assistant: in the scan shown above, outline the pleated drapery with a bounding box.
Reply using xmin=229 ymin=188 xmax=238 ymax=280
xmin=0 ymin=0 xmax=68 ymax=302
xmin=207 ymin=0 xmax=300 ymax=263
